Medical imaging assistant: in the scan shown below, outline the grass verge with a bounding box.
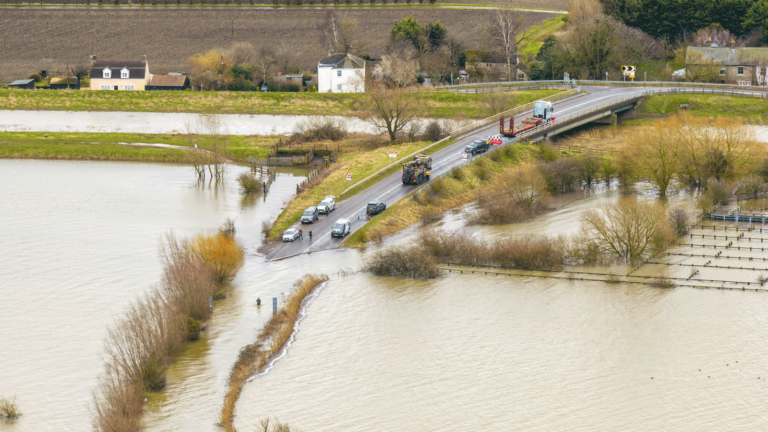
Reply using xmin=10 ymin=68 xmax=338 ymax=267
xmin=221 ymin=274 xmax=329 ymax=432
xmin=345 ymin=143 xmax=543 ymax=247
xmin=0 ymin=89 xmax=561 ymax=119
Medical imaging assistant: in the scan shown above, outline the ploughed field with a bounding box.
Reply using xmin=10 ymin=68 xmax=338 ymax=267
xmin=0 ymin=8 xmax=552 ymax=82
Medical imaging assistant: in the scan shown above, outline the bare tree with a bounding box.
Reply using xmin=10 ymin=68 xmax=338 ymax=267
xmin=485 ymin=7 xmax=535 ymax=81
xmin=677 ymin=48 xmax=722 ymax=83
xmin=228 ymin=42 xmax=257 ymax=65
xmin=373 ymin=41 xmax=419 ymax=88
xmin=625 ymin=117 xmax=680 ymax=195
xmin=253 ymin=46 xmax=276 ymax=86
xmin=579 ymin=198 xmax=674 ymax=260
xmin=367 ymin=84 xmax=417 ymax=141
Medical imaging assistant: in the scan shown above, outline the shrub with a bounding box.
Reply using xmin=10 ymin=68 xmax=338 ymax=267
xmin=422 ymin=120 xmax=444 ymax=142
xmin=538 ymin=159 xmax=579 ymax=193
xmin=0 ymin=396 xmax=21 ymax=419
xmin=365 ymin=246 xmax=438 ymax=278
xmin=705 ymin=179 xmax=734 ymax=206
xmin=290 ymin=117 xmax=347 ymax=142
xmin=238 ymin=172 xmax=262 ymax=194
xmin=190 ymin=233 xmax=245 ymax=284
xmin=449 ymin=167 xmax=465 ymax=181
xmin=473 ymin=159 xmax=490 ymax=181
xmin=580 ymin=198 xmax=675 ymax=261
xmin=28 ymin=72 xmax=43 ymax=82
xmin=667 ymin=206 xmax=691 ymax=236
xmin=538 ymin=143 xmax=559 ymax=162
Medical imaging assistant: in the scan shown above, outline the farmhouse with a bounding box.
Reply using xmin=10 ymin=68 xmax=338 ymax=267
xmin=90 ymin=59 xmax=150 ymax=91
xmin=687 ymin=45 xmax=768 ymax=86
xmin=318 ymin=53 xmax=365 ymax=93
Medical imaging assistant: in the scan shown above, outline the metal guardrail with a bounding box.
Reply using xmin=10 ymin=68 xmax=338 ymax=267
xmin=448 ymin=87 xmax=582 ymax=139
xmin=443 ymin=79 xmax=768 ymax=92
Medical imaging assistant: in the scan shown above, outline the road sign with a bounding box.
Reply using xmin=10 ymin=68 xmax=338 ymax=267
xmin=345 ymin=172 xmax=352 ymax=181
xmin=622 ymin=65 xmax=636 ymax=78
xmin=388 ymin=151 xmax=397 ymax=159
xmin=563 ymin=72 xmax=570 ymax=82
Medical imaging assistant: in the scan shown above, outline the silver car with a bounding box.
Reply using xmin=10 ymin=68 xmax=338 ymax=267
xmin=318 ymin=196 xmax=336 ymax=214
xmin=282 ymin=228 xmax=300 ymax=242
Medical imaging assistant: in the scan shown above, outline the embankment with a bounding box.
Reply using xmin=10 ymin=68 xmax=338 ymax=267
xmin=221 ymin=273 xmax=329 ymax=432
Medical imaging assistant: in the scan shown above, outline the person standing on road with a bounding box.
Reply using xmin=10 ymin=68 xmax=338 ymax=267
xmin=299 ymin=228 xmax=303 ymax=240
xmin=309 ymin=230 xmax=313 ymax=241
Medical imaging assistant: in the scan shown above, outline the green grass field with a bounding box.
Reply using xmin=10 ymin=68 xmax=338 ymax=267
xmin=0 ymin=88 xmax=561 ymax=119
xmin=640 ymin=94 xmax=768 ymax=123
xmin=0 ymin=142 xmax=212 ymax=163
xmin=517 ymin=15 xmax=567 ymax=62
xmin=0 ymin=131 xmax=278 ymax=161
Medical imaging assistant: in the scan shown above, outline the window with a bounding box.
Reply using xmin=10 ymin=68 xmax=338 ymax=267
xmin=737 ymin=80 xmax=750 ymax=86
xmin=337 ymin=70 xmax=342 ymax=77
xmin=738 ymin=67 xmax=745 ymax=76
xmin=486 ymin=62 xmax=491 ymax=68
xmin=103 ymin=69 xmax=111 ymax=79
xmin=125 ymin=85 xmax=135 ymax=90
xmin=720 ymin=67 xmax=726 ymax=75
xmin=101 ymin=85 xmax=110 ymax=90
xmin=355 ymin=84 xmax=360 ymax=92
xmin=337 ymin=84 xmax=342 ymax=91
xmin=121 ymin=68 xmax=129 ymax=79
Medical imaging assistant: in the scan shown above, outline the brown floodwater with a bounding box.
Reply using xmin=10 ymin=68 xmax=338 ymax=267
xmin=0 ymin=159 xmax=309 ymax=431
xmin=4 ymin=161 xmax=768 ymax=431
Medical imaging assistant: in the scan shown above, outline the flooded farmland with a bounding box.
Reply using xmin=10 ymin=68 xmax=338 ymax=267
xmin=3 ymin=161 xmax=768 ymax=431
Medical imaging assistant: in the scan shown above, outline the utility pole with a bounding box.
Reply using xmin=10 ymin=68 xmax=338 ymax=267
xmin=66 ymin=57 xmax=70 ymax=90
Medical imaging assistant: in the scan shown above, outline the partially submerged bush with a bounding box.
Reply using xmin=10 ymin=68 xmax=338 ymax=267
xmin=0 ymin=396 xmax=21 ymax=419
xmin=579 ymin=198 xmax=675 ymax=261
xmin=190 ymin=233 xmax=245 ymax=285
xmin=237 ymin=172 xmax=263 ymax=195
xmin=668 ymin=206 xmax=691 ymax=236
xmin=365 ymin=246 xmax=438 ymax=279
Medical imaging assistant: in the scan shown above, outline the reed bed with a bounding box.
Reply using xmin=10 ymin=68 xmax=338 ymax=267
xmin=92 ymin=226 xmax=245 ymax=432
xmin=221 ymin=273 xmax=329 ymax=432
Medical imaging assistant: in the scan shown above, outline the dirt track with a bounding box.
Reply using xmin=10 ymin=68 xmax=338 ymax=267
xmin=0 ymin=7 xmax=551 ymax=81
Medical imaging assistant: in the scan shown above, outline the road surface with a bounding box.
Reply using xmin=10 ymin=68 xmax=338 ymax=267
xmin=267 ymin=84 xmax=767 ymax=260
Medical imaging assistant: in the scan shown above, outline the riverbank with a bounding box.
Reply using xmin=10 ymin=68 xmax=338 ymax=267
xmin=0 ymin=89 xmax=561 ymax=118
xmin=221 ymin=273 xmax=328 ymax=432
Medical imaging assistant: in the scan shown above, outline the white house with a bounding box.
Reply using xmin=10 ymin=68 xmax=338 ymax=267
xmin=318 ymin=53 xmax=365 ymax=93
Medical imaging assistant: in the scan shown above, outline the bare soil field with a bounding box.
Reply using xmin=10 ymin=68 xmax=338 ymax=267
xmin=0 ymin=0 xmax=567 ymax=7
xmin=0 ymin=8 xmax=552 ymax=81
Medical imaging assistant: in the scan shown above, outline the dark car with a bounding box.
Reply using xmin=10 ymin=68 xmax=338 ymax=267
xmin=465 ymin=139 xmax=490 ymax=155
xmin=366 ymin=201 xmax=387 ymax=215
xmin=301 ymin=206 xmax=319 ymax=224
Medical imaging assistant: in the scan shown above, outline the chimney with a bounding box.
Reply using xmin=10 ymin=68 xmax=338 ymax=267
xmin=90 ymin=54 xmax=96 ymax=64
xmin=730 ymin=39 xmax=736 ymax=49
xmin=328 ymin=50 xmax=333 ymax=56
xmin=706 ymin=37 xmax=712 ymax=46
xmin=142 ymin=55 xmax=147 ymax=63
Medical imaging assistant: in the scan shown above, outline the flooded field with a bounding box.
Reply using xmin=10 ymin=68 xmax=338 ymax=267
xmin=0 ymin=159 xmax=309 ymax=431
xmin=4 ymin=160 xmax=768 ymax=431
xmin=0 ymin=110 xmax=375 ymax=135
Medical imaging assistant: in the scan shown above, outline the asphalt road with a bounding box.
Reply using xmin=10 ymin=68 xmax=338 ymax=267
xmin=267 ymin=84 xmax=768 ymax=260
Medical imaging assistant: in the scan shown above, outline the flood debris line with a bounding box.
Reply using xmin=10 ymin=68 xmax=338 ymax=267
xmin=221 ymin=274 xmax=329 ymax=432
xmin=91 ymin=222 xmax=244 ymax=432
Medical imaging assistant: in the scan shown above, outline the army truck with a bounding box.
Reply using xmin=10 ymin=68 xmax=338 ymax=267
xmin=402 ymin=154 xmax=432 ymax=185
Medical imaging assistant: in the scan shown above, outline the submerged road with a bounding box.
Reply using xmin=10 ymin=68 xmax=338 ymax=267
xmin=268 ymin=84 xmax=768 ymax=260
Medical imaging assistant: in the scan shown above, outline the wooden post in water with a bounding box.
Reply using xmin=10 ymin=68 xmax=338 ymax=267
xmin=273 ymin=297 xmax=278 ymax=314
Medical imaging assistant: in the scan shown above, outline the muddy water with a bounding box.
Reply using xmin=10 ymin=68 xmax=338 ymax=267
xmin=0 ymin=159 xmax=307 ymax=431
xmin=232 ymin=186 xmax=768 ymax=431
xmin=5 ymin=160 xmax=768 ymax=431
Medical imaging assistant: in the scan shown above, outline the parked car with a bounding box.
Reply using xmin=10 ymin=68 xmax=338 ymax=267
xmin=282 ymin=228 xmax=300 ymax=242
xmin=465 ymin=139 xmax=490 ymax=155
xmin=301 ymin=206 xmax=319 ymax=224
xmin=366 ymin=201 xmax=386 ymax=215
xmin=331 ymin=219 xmax=351 ymax=238
xmin=318 ymin=196 xmax=336 ymax=214
xmin=260 ymin=84 xmax=268 ymax=92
